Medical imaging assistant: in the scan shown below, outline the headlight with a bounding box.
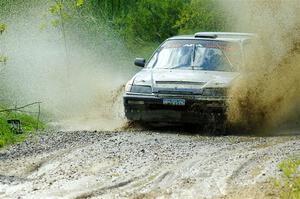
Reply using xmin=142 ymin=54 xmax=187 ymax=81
xmin=202 ymin=88 xmax=227 ymax=97
xmin=131 ymin=85 xmax=152 ymax=94
xmin=125 ymin=78 xmax=135 ymax=92
xmin=125 ymin=82 xmax=132 ymax=92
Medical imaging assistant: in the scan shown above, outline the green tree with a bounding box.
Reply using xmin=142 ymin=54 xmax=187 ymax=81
xmin=48 ymin=0 xmax=86 ymax=75
xmin=88 ymin=0 xmax=137 ymax=20
xmin=74 ymin=0 xmax=230 ymax=42
xmin=49 ymin=0 xmax=86 ymax=52
xmin=112 ymin=0 xmax=187 ymax=43
xmin=175 ymin=0 xmax=228 ymax=34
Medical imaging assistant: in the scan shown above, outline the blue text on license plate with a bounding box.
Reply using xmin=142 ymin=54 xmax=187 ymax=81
xmin=163 ymin=99 xmax=186 ymax=106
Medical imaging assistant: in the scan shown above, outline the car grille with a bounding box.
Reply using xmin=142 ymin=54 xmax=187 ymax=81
xmin=157 ymin=90 xmax=194 ymax=95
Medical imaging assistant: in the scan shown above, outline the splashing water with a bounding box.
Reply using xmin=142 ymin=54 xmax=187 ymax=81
xmin=0 ymin=1 xmax=137 ymax=130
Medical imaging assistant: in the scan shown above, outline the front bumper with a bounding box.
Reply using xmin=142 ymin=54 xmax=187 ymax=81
xmin=123 ymin=93 xmax=227 ymax=124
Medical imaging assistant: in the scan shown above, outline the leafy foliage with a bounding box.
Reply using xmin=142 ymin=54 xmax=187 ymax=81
xmin=83 ymin=0 xmax=228 ymax=44
xmin=76 ymin=0 xmax=85 ymax=8
xmin=175 ymin=0 xmax=228 ymax=34
xmin=276 ymin=158 xmax=300 ymax=199
xmin=114 ymin=0 xmax=187 ymax=42
xmin=49 ymin=0 xmax=86 ymax=28
xmin=0 ymin=23 xmax=5 ymax=34
xmin=0 ymin=55 xmax=8 ymax=64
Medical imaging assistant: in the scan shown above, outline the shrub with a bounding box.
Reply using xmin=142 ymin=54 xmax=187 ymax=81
xmin=276 ymin=158 xmax=300 ymax=199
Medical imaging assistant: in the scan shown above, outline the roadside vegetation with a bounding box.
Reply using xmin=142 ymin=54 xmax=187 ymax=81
xmin=0 ymin=108 xmax=45 ymax=148
xmin=276 ymin=158 xmax=300 ymax=199
xmin=91 ymin=0 xmax=227 ymax=42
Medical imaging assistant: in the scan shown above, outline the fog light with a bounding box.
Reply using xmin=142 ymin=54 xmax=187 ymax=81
xmin=128 ymin=100 xmax=145 ymax=105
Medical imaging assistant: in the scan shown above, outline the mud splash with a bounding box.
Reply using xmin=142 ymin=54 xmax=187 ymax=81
xmin=222 ymin=0 xmax=300 ymax=131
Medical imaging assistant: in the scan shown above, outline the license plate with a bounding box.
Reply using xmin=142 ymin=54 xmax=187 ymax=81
xmin=163 ymin=99 xmax=186 ymax=106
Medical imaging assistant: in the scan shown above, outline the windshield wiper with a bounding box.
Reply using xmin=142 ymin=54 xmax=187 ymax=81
xmin=169 ymin=64 xmax=190 ymax=69
xmin=191 ymin=44 xmax=196 ymax=70
xmin=160 ymin=65 xmax=183 ymax=69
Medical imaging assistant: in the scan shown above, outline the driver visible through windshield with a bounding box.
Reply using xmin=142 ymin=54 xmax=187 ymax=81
xmin=147 ymin=39 xmax=242 ymax=72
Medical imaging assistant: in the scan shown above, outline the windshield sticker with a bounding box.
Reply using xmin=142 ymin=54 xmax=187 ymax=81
xmin=162 ymin=40 xmax=239 ymax=51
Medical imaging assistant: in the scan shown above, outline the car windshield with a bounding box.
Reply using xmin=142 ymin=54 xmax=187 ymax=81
xmin=147 ymin=39 xmax=242 ymax=72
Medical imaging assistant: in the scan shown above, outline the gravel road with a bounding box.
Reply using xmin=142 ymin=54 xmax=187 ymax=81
xmin=1 ymin=129 xmax=300 ymax=199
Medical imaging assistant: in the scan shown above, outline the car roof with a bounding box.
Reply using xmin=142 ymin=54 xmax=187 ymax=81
xmin=168 ymin=32 xmax=255 ymax=43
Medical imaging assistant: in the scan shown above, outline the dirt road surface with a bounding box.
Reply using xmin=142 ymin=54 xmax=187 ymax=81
xmin=0 ymin=130 xmax=300 ymax=199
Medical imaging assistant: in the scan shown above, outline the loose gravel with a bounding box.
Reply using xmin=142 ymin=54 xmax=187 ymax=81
xmin=1 ymin=130 xmax=300 ymax=199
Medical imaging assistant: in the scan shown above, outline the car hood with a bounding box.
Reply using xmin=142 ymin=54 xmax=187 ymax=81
xmin=133 ymin=69 xmax=240 ymax=94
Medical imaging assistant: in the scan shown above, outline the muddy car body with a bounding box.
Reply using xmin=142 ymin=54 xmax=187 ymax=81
xmin=124 ymin=32 xmax=254 ymax=125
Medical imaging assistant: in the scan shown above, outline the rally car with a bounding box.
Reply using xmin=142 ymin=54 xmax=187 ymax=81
xmin=123 ymin=32 xmax=253 ymax=125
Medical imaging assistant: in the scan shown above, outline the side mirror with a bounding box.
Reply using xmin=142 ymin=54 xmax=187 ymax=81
xmin=134 ymin=58 xmax=146 ymax=67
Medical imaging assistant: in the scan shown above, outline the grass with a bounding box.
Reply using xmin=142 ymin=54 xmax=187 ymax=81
xmin=275 ymin=158 xmax=300 ymax=199
xmin=0 ymin=105 xmax=46 ymax=149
